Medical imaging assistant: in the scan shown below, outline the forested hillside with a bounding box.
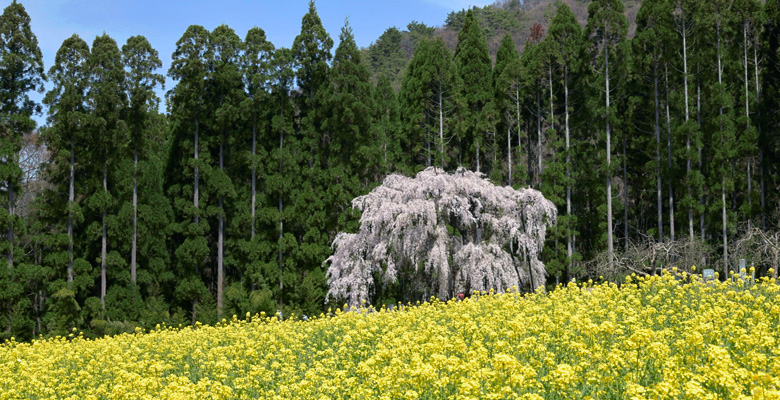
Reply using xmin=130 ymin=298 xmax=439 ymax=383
xmin=362 ymin=0 xmax=642 ymax=87
xmin=1 ymin=0 xmax=779 ymax=341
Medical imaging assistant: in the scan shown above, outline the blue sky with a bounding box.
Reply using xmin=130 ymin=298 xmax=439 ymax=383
xmin=10 ymin=0 xmax=494 ymax=126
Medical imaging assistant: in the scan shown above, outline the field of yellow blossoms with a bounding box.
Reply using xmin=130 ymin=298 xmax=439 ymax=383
xmin=2 ymin=270 xmax=780 ymax=399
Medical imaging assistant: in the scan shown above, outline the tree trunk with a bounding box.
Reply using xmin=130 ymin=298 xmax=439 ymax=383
xmin=7 ymin=180 xmax=13 ymax=271
xmin=493 ymin=129 xmax=497 ymax=178
xmin=192 ymin=299 xmax=198 ymax=326
xmin=251 ymin=121 xmax=256 ymax=240
xmin=623 ymin=131 xmax=628 ymax=249
xmin=665 ymin=67 xmax=675 ymax=242
xmin=383 ymin=105 xmax=389 ymax=175
xmin=516 ymin=85 xmax=522 ymax=186
xmin=698 ymin=75 xmax=705 ymax=239
xmin=278 ymin=196 xmax=283 ymax=319
xmin=194 ymin=117 xmax=199 ymax=225
xmin=439 ymin=82 xmax=444 ymax=169
xmin=507 ymin=124 xmax=512 ymax=186
xmin=606 ymin=44 xmax=614 ymax=270
xmin=426 ymin=128 xmax=431 ymax=167
xmin=536 ymin=86 xmax=542 ymax=189
xmin=754 ymin=40 xmax=765 ymax=230
xmin=68 ymin=137 xmax=74 ymax=286
xmin=131 ymin=144 xmax=138 ymax=284
xmin=743 ymin=23 xmax=753 ymax=229
xmin=101 ymin=164 xmax=107 ymax=309
xmin=527 ymin=251 xmax=534 ymax=292
xmin=722 ymin=181 xmax=728 ymax=277
xmin=682 ymin=10 xmax=693 ymax=242
xmin=278 ymin=105 xmax=284 ymax=319
xmin=565 ymin=66 xmax=572 ymax=279
xmin=217 ymin=140 xmax=224 ymax=320
xmin=476 ymin=140 xmax=480 ymax=173
xmin=760 ymin=148 xmax=766 ymax=230
xmin=654 ymin=55 xmax=663 ymax=242
xmin=718 ymin=18 xmax=727 ymax=275
xmin=549 ymin=64 xmax=554 ymax=144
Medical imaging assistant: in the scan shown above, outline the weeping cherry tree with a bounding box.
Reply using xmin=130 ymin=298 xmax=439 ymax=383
xmin=325 ymin=167 xmax=556 ymax=306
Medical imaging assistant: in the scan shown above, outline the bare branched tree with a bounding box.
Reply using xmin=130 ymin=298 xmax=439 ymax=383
xmin=731 ymin=223 xmax=780 ymax=278
xmin=16 ymin=131 xmax=49 ymax=218
xmin=325 ymin=167 xmax=557 ymax=306
xmin=586 ymin=234 xmax=713 ymax=281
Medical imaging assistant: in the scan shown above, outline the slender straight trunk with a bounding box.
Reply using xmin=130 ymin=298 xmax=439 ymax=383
xmin=507 ymin=124 xmax=512 ymax=186
xmin=426 ymin=128 xmax=431 ymax=167
xmin=623 ymin=129 xmax=628 ymax=249
xmin=101 ymin=164 xmax=107 ymax=309
xmin=192 ymin=116 xmax=200 ymax=325
xmin=131 ymin=145 xmax=138 ymax=284
xmin=682 ymin=11 xmax=693 ymax=242
xmin=191 ymin=300 xmax=197 ymax=326
xmin=439 ymin=82 xmax=444 ymax=169
xmin=718 ymin=19 xmax=727 ymax=274
xmin=743 ymin=23 xmax=752 ymax=228
xmin=665 ymin=66 xmax=675 ymax=242
xmin=698 ymin=75 xmax=705 ymax=239
xmin=493 ymin=129 xmax=498 ymax=177
xmin=194 ymin=117 xmax=199 ymax=225
xmin=217 ymin=140 xmax=224 ymax=320
xmin=753 ymin=41 xmax=765 ymax=230
xmin=251 ymin=121 xmax=256 ymax=239
xmin=548 ymin=63 xmax=556 ymax=227
xmin=68 ymin=137 xmax=74 ymax=286
xmin=722 ymin=180 xmax=728 ymax=275
xmin=528 ymin=252 xmax=534 ymax=292
xmin=7 ymin=182 xmax=12 ymax=270
xmin=516 ymin=85 xmax=522 ymax=185
xmin=760 ymin=149 xmax=766 ymax=229
xmin=565 ymin=66 xmax=572 ymax=278
xmin=536 ymin=86 xmax=542 ymax=188
xmin=278 ymin=102 xmax=284 ymax=319
xmin=654 ymin=55 xmax=663 ymax=241
xmin=606 ymin=44 xmax=614 ymax=269
xmin=278 ymin=196 xmax=283 ymax=317
xmin=476 ymin=140 xmax=480 ymax=172
xmin=383 ymin=140 xmax=388 ymax=175
xmin=549 ymin=64 xmax=555 ymax=139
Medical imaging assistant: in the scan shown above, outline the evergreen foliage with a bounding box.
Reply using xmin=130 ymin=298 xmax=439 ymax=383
xmin=2 ymin=0 xmax=780 ymax=339
xmin=0 ymin=0 xmax=44 ymax=339
xmin=454 ymin=10 xmax=494 ymax=173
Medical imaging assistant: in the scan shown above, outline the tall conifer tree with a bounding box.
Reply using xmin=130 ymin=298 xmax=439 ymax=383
xmin=585 ymin=0 xmax=628 ymax=269
xmin=0 ymin=1 xmax=44 ymax=271
xmin=327 ymin=21 xmax=374 ymax=180
xmin=208 ymin=25 xmax=243 ymax=320
xmin=454 ymin=9 xmax=492 ymax=172
xmin=43 ymin=35 xmax=90 ymax=288
xmin=633 ymin=0 xmax=673 ymax=243
xmin=239 ymin=27 xmax=274 ymax=298
xmin=122 ymin=35 xmax=163 ymax=285
xmin=292 ymin=0 xmax=332 ymax=169
xmin=549 ymin=3 xmax=584 ymax=280
xmin=87 ymin=34 xmax=126 ymax=309
xmin=399 ymin=38 xmax=458 ymax=169
xmin=290 ymin=1 xmax=333 ymax=316
xmin=372 ymin=75 xmax=401 ymax=176
xmin=167 ymin=25 xmax=211 ymax=324
xmin=493 ymin=33 xmax=523 ymax=186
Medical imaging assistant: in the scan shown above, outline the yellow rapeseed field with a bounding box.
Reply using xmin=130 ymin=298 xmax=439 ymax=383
xmin=2 ymin=269 xmax=780 ymax=399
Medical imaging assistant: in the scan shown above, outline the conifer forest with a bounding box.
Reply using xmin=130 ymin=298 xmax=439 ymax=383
xmin=1 ymin=0 xmax=780 ymax=340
